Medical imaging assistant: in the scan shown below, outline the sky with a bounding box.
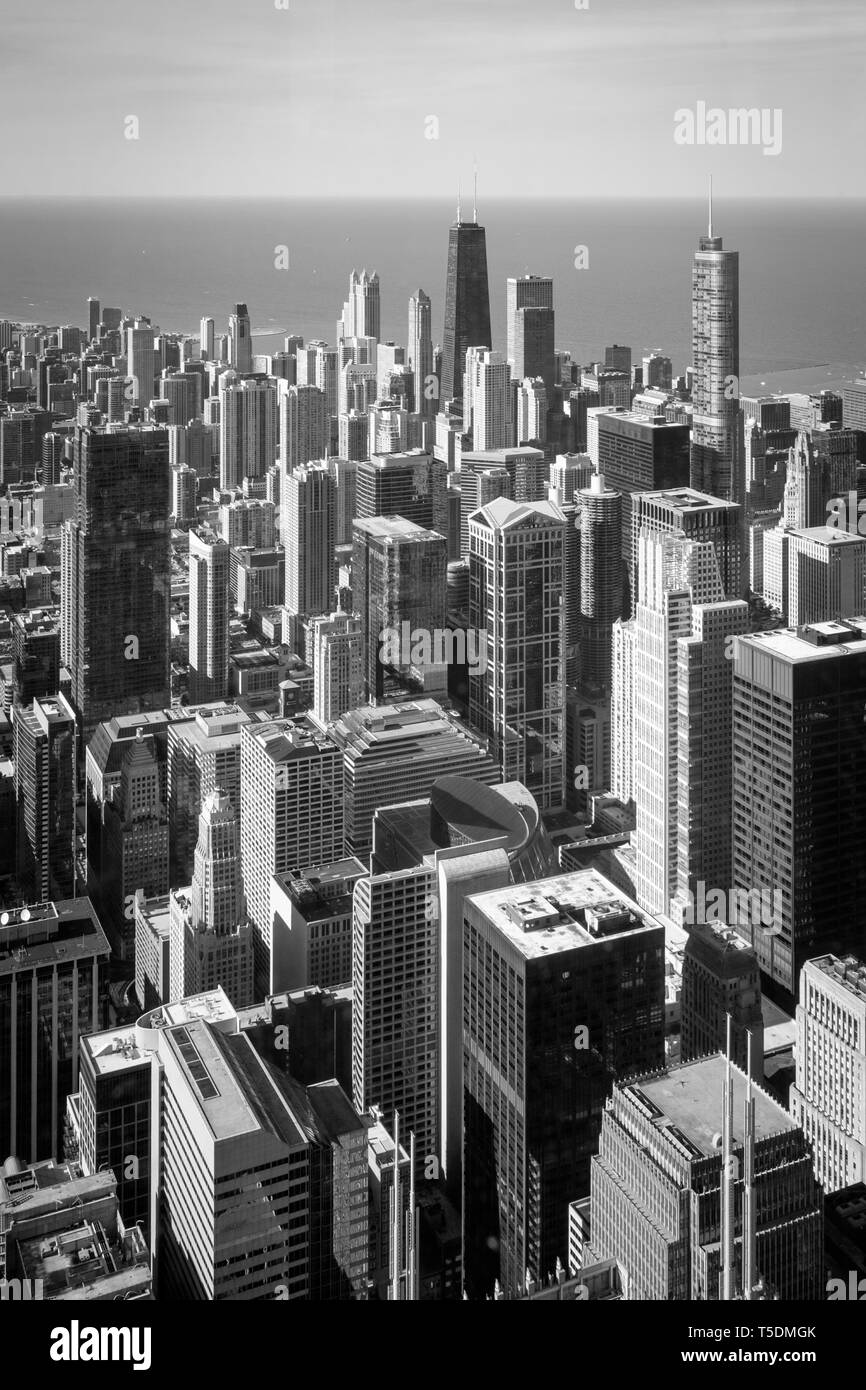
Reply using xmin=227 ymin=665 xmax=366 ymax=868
xmin=1 ymin=0 xmax=864 ymax=199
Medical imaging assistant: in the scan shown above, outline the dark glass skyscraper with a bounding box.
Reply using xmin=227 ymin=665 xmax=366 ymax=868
xmin=441 ymin=212 xmax=492 ymax=408
xmin=63 ymin=423 xmax=171 ymax=739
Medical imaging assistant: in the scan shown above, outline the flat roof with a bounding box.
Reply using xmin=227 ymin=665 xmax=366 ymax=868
xmin=737 ymin=619 xmax=866 ymax=664
xmin=632 ymin=1055 xmax=795 ymax=1156
xmin=82 ymin=1026 xmax=148 ymax=1076
xmin=465 ymin=869 xmax=662 ymax=961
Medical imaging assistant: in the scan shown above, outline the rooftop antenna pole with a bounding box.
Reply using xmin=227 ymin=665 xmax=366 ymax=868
xmin=708 ymin=174 xmax=713 ymax=238
xmin=457 ymin=181 xmax=461 ymax=224
xmin=473 ymin=161 xmax=478 ymax=223
xmin=720 ymin=1012 xmax=734 ymax=1301
xmin=743 ymin=1029 xmax=757 ymax=1300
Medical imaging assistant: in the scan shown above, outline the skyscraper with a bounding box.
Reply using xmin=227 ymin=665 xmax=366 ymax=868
xmin=87 ymin=296 xmax=100 ymax=344
xmin=441 ymin=205 xmax=492 ymax=408
xmin=283 ymin=462 xmax=337 ymax=651
xmin=408 ymin=290 xmax=434 ymax=415
xmin=219 ymin=375 xmax=279 ymax=490
xmin=790 ymin=954 xmax=866 ymax=1193
xmin=782 ymin=423 xmax=858 ymax=528
xmin=469 ymin=498 xmax=567 ymax=810
xmin=169 ymin=791 xmax=254 ymax=1008
xmin=14 ymin=694 xmax=77 ymax=903
xmin=279 ymin=383 xmax=328 ymax=477
xmin=731 ymin=620 xmax=866 ymax=998
xmin=690 ymin=196 xmax=741 ymax=502
xmin=63 ymin=423 xmax=171 ymax=737
xmin=188 ymin=526 xmax=231 ymax=706
xmin=200 ymin=315 xmax=215 ymax=362
xmin=228 ymin=302 xmax=252 ymax=374
xmin=0 ymin=899 xmax=109 ymax=1164
xmin=576 ymin=475 xmax=625 ymax=695
xmin=506 ymin=275 xmax=555 ymax=398
xmin=355 ymin=449 xmax=448 ymax=535
xmin=463 ymin=348 xmax=512 ymax=450
xmin=681 ymin=923 xmax=764 ymax=1078
xmin=590 ymin=1055 xmax=823 ymax=1300
xmin=310 ymin=611 xmax=364 ymax=727
xmin=126 ymin=318 xmax=155 ymax=407
xmin=462 ymin=870 xmax=665 ymax=1297
xmin=340 ymin=269 xmax=380 ymax=343
xmin=102 ymin=729 xmax=170 ymax=959
xmin=351 ymin=515 xmax=448 ymax=702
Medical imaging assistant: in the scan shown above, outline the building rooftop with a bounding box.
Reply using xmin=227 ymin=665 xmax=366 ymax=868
xmin=82 ymin=1025 xmax=148 ymax=1076
xmin=465 ymin=869 xmax=663 ymax=961
xmin=0 ymin=899 xmax=110 ymax=976
xmin=737 ymin=618 xmax=866 ymax=664
xmin=352 ymin=514 xmax=444 ymax=544
xmin=139 ymin=985 xmax=236 ymax=1033
xmin=637 ymin=487 xmax=736 ymax=512
xmin=628 ymin=1055 xmax=795 ymax=1158
xmin=471 ymin=496 xmax=566 ymax=530
xmin=244 ymin=715 xmax=337 ymax=762
xmin=806 ymin=953 xmax=866 ymax=1003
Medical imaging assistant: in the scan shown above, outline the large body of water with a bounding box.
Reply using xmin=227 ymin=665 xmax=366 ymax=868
xmin=2 ymin=197 xmax=864 ymax=395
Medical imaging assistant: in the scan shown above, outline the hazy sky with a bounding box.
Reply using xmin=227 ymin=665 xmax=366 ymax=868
xmin=2 ymin=0 xmax=864 ymax=198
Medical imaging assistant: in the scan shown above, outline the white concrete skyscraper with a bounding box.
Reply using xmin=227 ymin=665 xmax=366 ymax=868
xmin=340 ymin=269 xmax=380 ymax=343
xmin=463 ymin=348 xmax=512 ymax=450
xmin=632 ymin=530 xmax=746 ymax=917
xmin=279 ymin=383 xmax=328 ymax=479
xmin=169 ymin=790 xmax=253 ymax=1007
xmin=408 ymin=290 xmax=434 ymax=415
xmin=310 ymin=611 xmax=363 ymax=728
xmin=219 ymin=375 xmax=279 ymax=490
xmin=200 ymin=316 xmax=215 ymax=362
xmin=126 ymin=318 xmax=155 ymax=407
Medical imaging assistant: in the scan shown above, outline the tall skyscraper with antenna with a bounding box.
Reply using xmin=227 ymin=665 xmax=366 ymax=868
xmin=441 ymin=179 xmax=492 ymax=410
xmin=690 ymin=180 xmax=741 ymax=502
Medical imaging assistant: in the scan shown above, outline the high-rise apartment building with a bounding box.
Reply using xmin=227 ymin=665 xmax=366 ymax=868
xmin=228 ymin=302 xmax=252 ymax=375
xmin=463 ymin=349 xmax=512 ymax=450
xmin=279 ymin=384 xmax=328 ymax=477
xmin=188 ymin=526 xmax=231 ymax=705
xmin=576 ymin=475 xmax=625 ymax=695
xmin=283 ymin=463 xmax=336 ymax=649
xmin=340 ymin=270 xmax=380 ymax=343
xmin=469 ymin=498 xmax=567 ymax=810
xmin=408 ymin=290 xmax=434 ymax=415
xmin=462 ymin=870 xmax=665 ymax=1297
xmin=14 ymin=694 xmax=77 ymax=903
xmin=126 ymin=318 xmax=155 ymax=407
xmin=630 ymin=487 xmax=743 ymax=605
xmin=219 ymin=375 xmax=279 ymax=490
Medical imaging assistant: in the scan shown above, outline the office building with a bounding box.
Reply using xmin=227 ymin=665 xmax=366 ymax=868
xmin=842 ymin=376 xmax=866 ymax=434
xmin=74 ymin=1025 xmax=154 ymax=1235
xmin=188 ymin=526 xmax=231 ymax=705
xmin=62 ymin=424 xmax=170 ymax=737
xmin=310 ymin=611 xmax=363 ymax=727
xmin=166 ymin=703 xmax=251 ymax=885
xmin=270 ymin=859 xmax=362 ymax=993
xmin=731 ymin=621 xmax=866 ymax=997
xmin=355 ymin=450 xmax=448 ymax=536
xmin=462 ymin=870 xmax=665 ymax=1297
xmin=200 ymin=316 xmax=215 ymax=361
xmin=790 ymin=954 xmax=866 ymax=1193
xmin=0 ymin=1163 xmax=151 ymax=1301
xmin=630 ymin=487 xmax=743 ymax=604
xmin=14 ymin=694 xmax=76 ymax=903
xmin=642 ymin=351 xmax=673 ymax=391
xmin=12 ymin=608 xmax=60 ymax=707
xmin=169 ymin=792 xmax=254 ymax=1009
xmin=591 ymin=1055 xmax=823 ymax=1300
xmin=463 ymin=349 xmax=512 ymax=450
xmin=469 ymin=498 xmax=567 ymax=810
xmin=101 ymin=729 xmax=169 ymax=960
xmin=351 ymin=515 xmax=447 ymax=701
xmin=331 ymin=700 xmax=499 ymax=859
xmin=507 ymin=276 xmax=555 ymax=398
xmin=690 ymin=208 xmax=741 ymax=501
xmin=240 ymin=718 xmax=344 ymax=992
xmin=681 ymin=922 xmax=763 ymax=1077
xmin=441 ymin=210 xmax=491 ymax=407
xmin=783 ymin=423 xmax=858 ymax=529
xmin=772 ymin=525 xmax=866 ymax=626
xmin=0 ymin=899 xmax=109 ymax=1164
xmin=515 ymin=377 xmax=547 ymax=445
xmin=338 ymin=409 xmax=368 ymax=463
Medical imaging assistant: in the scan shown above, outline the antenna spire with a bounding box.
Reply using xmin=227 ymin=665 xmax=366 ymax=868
xmin=708 ymin=174 xmax=713 ymax=238
xmin=473 ymin=160 xmax=478 ymax=223
xmin=457 ymin=180 xmax=461 ymax=223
